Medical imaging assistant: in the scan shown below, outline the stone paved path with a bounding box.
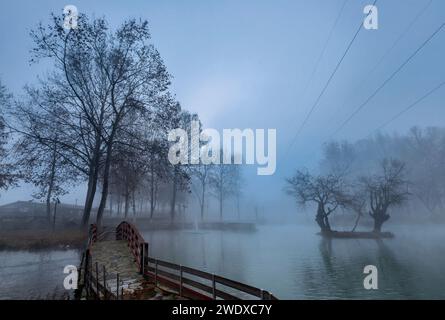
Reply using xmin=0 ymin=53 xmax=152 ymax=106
xmin=90 ymin=240 xmax=184 ymax=300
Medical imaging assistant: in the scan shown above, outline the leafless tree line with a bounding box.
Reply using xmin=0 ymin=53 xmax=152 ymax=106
xmin=285 ymin=127 xmax=445 ymax=233
xmin=0 ymin=13 xmax=243 ymax=229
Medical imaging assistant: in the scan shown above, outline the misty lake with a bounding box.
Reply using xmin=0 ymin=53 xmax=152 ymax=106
xmin=142 ymin=224 xmax=445 ymax=299
xmin=0 ymin=249 xmax=81 ymax=299
xmin=1 ymin=224 xmax=445 ymax=299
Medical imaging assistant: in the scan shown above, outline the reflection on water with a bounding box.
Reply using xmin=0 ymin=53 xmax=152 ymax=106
xmin=1 ymin=224 xmax=444 ymax=299
xmin=142 ymin=224 xmax=445 ymax=299
xmin=0 ymin=249 xmax=81 ymax=299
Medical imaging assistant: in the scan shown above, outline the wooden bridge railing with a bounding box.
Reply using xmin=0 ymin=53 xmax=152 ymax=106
xmin=116 ymin=221 xmax=148 ymax=273
xmin=115 ymin=221 xmax=278 ymax=300
xmin=78 ymin=224 xmax=122 ymax=300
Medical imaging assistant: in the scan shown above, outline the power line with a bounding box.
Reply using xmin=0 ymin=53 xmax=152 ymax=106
xmin=331 ymin=21 xmax=445 ymax=137
xmin=296 ymin=0 xmax=349 ymax=109
xmin=329 ymin=0 xmax=433 ymax=123
xmin=285 ymin=0 xmax=378 ymax=156
xmin=370 ymin=80 xmax=445 ymax=135
xmin=368 ymin=0 xmax=433 ymax=79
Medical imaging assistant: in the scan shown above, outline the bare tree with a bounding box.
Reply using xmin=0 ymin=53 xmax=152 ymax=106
xmin=191 ymin=163 xmax=213 ymax=221
xmin=348 ymin=186 xmax=367 ymax=232
xmin=29 ymin=14 xmax=171 ymax=228
xmin=232 ymin=166 xmax=243 ymax=220
xmin=0 ymin=80 xmax=15 ymax=191
xmin=11 ymin=97 xmax=78 ymax=223
xmin=209 ymin=151 xmax=239 ymax=221
xmin=285 ymin=170 xmax=349 ymax=234
xmin=361 ymin=159 xmax=409 ymax=233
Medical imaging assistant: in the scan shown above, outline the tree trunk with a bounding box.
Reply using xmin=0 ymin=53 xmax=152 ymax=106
xmin=109 ymin=196 xmax=113 ymax=217
xmin=371 ymin=210 xmax=390 ymax=233
xmin=236 ymin=195 xmax=240 ymax=221
xmin=315 ymin=202 xmax=331 ymax=234
xmin=170 ymin=169 xmax=177 ymax=221
xmin=219 ymin=190 xmax=223 ymax=221
xmin=81 ymin=138 xmax=102 ymax=228
xmin=200 ymin=183 xmax=205 ymax=221
xmin=124 ymin=190 xmax=130 ymax=219
xmin=81 ymin=165 xmax=98 ymax=228
xmin=46 ymin=142 xmax=57 ymax=225
xmin=351 ymin=212 xmax=362 ymax=232
xmin=150 ymin=162 xmax=155 ymax=219
xmin=96 ymin=141 xmax=113 ymax=229
xmin=132 ymin=191 xmax=137 ymax=217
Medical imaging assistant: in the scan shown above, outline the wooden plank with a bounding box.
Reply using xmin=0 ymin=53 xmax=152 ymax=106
xmin=155 ymin=268 xmax=180 ymax=282
xmin=214 ymin=275 xmax=262 ymax=297
xmin=215 ymin=289 xmax=241 ymax=300
xmin=144 ymin=271 xmax=212 ymax=300
xmin=181 ymin=265 xmax=213 ymax=280
xmin=182 ymin=277 xmax=213 ymax=295
xmin=156 ymin=259 xmax=180 ymax=270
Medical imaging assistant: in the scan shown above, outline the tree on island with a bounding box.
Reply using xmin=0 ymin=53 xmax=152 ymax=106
xmin=285 ymin=170 xmax=349 ymax=234
xmin=361 ymin=159 xmax=409 ymax=233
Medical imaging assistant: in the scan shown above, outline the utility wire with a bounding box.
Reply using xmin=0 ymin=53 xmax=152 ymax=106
xmin=296 ymin=0 xmax=349 ymax=110
xmin=370 ymin=80 xmax=445 ymax=135
xmin=285 ymin=0 xmax=378 ymax=156
xmin=331 ymin=21 xmax=445 ymax=137
xmin=329 ymin=0 xmax=433 ymax=124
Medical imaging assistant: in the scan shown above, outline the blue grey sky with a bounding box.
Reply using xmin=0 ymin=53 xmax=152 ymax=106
xmin=1 ymin=0 xmax=444 ymax=215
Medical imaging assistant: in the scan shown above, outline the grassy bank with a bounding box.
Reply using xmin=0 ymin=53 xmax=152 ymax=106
xmin=0 ymin=229 xmax=87 ymax=250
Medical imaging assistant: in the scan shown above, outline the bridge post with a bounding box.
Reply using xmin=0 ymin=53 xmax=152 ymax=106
xmin=144 ymin=242 xmax=149 ymax=260
xmin=140 ymin=243 xmax=144 ymax=275
xmin=155 ymin=260 xmax=158 ymax=286
xmin=83 ymin=249 xmax=91 ymax=298
xmin=261 ymin=290 xmax=270 ymax=300
xmin=95 ymin=262 xmax=99 ymax=299
xmin=102 ymin=265 xmax=107 ymax=299
xmin=116 ymin=273 xmax=120 ymax=300
xmin=179 ymin=265 xmax=183 ymax=297
xmin=141 ymin=242 xmax=148 ymax=275
xmin=212 ymin=274 xmax=216 ymax=299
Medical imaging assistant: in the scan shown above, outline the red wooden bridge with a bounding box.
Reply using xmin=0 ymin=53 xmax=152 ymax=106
xmin=77 ymin=221 xmax=278 ymax=300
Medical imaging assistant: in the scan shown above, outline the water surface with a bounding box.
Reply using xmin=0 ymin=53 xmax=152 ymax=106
xmin=0 ymin=249 xmax=81 ymax=299
xmin=142 ymin=224 xmax=445 ymax=299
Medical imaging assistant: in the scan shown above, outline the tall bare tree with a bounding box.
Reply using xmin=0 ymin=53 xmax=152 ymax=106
xmin=286 ymin=170 xmax=349 ymax=233
xmin=361 ymin=159 xmax=409 ymax=232
xmin=0 ymin=80 xmax=15 ymax=191
xmin=191 ymin=163 xmax=213 ymax=221
xmin=28 ymin=14 xmax=171 ymax=228
xmin=209 ymin=151 xmax=239 ymax=221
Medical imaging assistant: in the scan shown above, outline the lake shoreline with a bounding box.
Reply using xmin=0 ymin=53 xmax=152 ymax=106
xmin=0 ymin=229 xmax=87 ymax=251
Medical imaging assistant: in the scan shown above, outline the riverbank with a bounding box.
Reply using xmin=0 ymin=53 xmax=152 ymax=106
xmin=0 ymin=229 xmax=87 ymax=250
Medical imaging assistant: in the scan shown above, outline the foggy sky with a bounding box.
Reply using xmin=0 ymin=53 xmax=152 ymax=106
xmin=0 ymin=0 xmax=444 ymax=216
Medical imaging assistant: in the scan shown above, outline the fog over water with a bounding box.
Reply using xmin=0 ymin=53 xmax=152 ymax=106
xmin=0 ymin=0 xmax=445 ymax=300
xmin=2 ymin=224 xmax=444 ymax=299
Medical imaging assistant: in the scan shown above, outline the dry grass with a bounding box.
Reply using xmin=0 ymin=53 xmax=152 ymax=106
xmin=0 ymin=229 xmax=87 ymax=250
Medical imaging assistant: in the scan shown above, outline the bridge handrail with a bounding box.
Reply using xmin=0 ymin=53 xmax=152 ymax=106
xmin=116 ymin=221 xmax=146 ymax=271
xmin=78 ymin=224 xmax=121 ymax=300
xmin=114 ymin=220 xmax=278 ymax=300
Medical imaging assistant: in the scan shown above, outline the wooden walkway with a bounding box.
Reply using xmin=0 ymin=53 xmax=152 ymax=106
xmin=77 ymin=221 xmax=278 ymax=300
xmin=90 ymin=240 xmax=181 ymax=300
